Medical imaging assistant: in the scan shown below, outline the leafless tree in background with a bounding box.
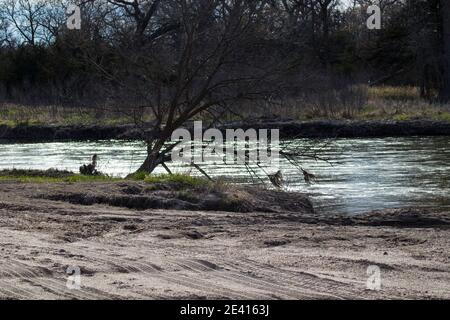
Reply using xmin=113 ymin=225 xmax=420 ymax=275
xmin=0 ymin=17 xmax=11 ymax=46
xmin=0 ymin=0 xmax=49 ymax=46
xmin=0 ymin=0 xmax=323 ymax=176
xmin=76 ymin=0 xmax=295 ymax=174
xmin=0 ymin=0 xmax=448 ymax=153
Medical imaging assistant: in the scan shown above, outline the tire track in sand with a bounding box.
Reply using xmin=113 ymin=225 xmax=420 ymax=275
xmin=66 ymin=241 xmax=261 ymax=299
xmin=0 ymin=259 xmax=114 ymax=300
xmin=144 ymin=245 xmax=376 ymax=299
xmin=222 ymin=257 xmax=387 ymax=299
xmin=9 ymin=259 xmax=115 ymax=300
xmin=82 ymin=241 xmax=349 ymax=299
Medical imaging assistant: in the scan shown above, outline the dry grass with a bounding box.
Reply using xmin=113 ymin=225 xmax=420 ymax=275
xmin=360 ymin=99 xmax=450 ymax=121
xmin=1 ymin=86 xmax=450 ymax=125
xmin=360 ymin=86 xmax=450 ymax=121
xmin=267 ymin=85 xmax=450 ymax=121
xmin=368 ymin=86 xmax=421 ymax=101
xmin=0 ymin=104 xmax=152 ymax=126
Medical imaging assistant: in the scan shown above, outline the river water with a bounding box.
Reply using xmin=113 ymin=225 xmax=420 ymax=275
xmin=1 ymin=136 xmax=449 ymax=214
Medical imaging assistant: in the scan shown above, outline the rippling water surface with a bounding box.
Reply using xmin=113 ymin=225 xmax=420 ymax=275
xmin=1 ymin=136 xmax=449 ymax=214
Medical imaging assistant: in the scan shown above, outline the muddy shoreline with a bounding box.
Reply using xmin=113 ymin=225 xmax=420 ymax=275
xmin=0 ymin=180 xmax=448 ymax=299
xmin=1 ymin=120 xmax=450 ymax=142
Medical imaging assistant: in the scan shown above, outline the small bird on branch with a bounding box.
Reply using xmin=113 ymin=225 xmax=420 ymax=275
xmin=268 ymin=170 xmax=283 ymax=189
xmin=301 ymin=168 xmax=316 ymax=184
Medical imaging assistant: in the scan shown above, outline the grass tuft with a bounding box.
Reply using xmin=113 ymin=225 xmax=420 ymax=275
xmin=143 ymin=173 xmax=210 ymax=187
xmin=0 ymin=169 xmax=119 ymax=183
xmin=0 ymin=169 xmax=214 ymax=187
xmin=127 ymin=171 xmax=148 ymax=181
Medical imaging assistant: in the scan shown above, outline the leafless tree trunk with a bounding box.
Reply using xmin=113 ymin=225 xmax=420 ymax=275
xmin=80 ymin=0 xmax=289 ymax=175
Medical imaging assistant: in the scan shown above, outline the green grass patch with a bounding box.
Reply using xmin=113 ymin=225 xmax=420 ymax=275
xmin=0 ymin=169 xmax=119 ymax=183
xmin=0 ymin=169 xmax=213 ymax=187
xmin=143 ymin=173 xmax=210 ymax=187
xmin=0 ymin=175 xmax=118 ymax=183
xmin=127 ymin=171 xmax=148 ymax=181
xmin=392 ymin=113 xmax=412 ymax=121
xmin=434 ymin=111 xmax=450 ymax=122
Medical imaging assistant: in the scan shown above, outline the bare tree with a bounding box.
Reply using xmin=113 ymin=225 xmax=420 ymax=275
xmin=0 ymin=16 xmax=12 ymax=46
xmin=38 ymin=0 xmax=70 ymax=44
xmin=0 ymin=0 xmax=48 ymax=46
xmin=81 ymin=0 xmax=291 ymax=174
xmin=105 ymin=0 xmax=180 ymax=45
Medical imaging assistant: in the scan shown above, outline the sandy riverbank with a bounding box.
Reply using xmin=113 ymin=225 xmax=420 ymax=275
xmin=0 ymin=181 xmax=448 ymax=299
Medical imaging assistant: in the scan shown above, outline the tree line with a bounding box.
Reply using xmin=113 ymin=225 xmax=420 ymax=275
xmin=0 ymin=0 xmax=448 ymax=106
xmin=0 ymin=0 xmax=449 ymax=173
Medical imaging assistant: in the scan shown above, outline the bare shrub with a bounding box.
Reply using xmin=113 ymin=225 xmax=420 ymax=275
xmin=305 ymin=84 xmax=368 ymax=119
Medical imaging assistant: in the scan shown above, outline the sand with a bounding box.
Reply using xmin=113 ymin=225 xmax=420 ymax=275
xmin=0 ymin=181 xmax=448 ymax=300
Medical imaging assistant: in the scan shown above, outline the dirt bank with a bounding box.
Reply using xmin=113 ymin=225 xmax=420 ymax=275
xmin=1 ymin=120 xmax=450 ymax=142
xmin=0 ymin=180 xmax=448 ymax=300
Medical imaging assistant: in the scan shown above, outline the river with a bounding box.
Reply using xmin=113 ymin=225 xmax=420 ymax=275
xmin=1 ymin=136 xmax=449 ymax=214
